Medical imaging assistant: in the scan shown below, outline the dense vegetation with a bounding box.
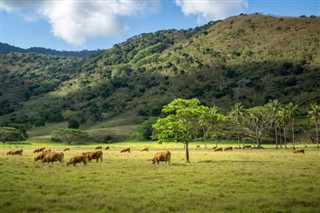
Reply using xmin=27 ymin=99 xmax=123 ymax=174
xmin=0 ymin=14 xmax=319 ymax=142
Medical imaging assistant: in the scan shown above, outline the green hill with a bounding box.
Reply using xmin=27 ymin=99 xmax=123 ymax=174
xmin=0 ymin=14 xmax=319 ymax=138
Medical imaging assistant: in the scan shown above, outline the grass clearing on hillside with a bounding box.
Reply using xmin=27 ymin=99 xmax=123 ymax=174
xmin=1 ymin=143 xmax=319 ymax=213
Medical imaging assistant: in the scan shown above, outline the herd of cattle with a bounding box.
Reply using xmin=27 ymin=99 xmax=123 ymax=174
xmin=5 ymin=145 xmax=305 ymax=166
xmin=5 ymin=146 xmax=171 ymax=166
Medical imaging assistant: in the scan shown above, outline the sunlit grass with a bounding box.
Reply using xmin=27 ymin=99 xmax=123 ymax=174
xmin=1 ymin=143 xmax=319 ymax=212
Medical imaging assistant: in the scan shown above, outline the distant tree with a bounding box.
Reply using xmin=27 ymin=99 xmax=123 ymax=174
xmin=266 ymin=99 xmax=281 ymax=148
xmin=199 ymin=106 xmax=225 ymax=148
xmin=229 ymin=102 xmax=246 ymax=148
xmin=308 ymin=103 xmax=320 ymax=148
xmin=286 ymin=102 xmax=299 ymax=149
xmin=68 ymin=119 xmax=80 ymax=129
xmin=0 ymin=126 xmax=25 ymax=142
xmin=277 ymin=107 xmax=289 ymax=148
xmin=152 ymin=98 xmax=206 ymax=162
xmin=245 ymin=106 xmax=271 ymax=148
xmin=51 ymin=128 xmax=88 ymax=145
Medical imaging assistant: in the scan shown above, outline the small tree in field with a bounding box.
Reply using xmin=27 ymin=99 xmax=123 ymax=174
xmin=152 ymin=98 xmax=207 ymax=162
xmin=51 ymin=128 xmax=88 ymax=144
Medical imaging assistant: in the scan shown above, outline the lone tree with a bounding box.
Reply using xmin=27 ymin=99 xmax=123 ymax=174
xmin=51 ymin=128 xmax=88 ymax=144
xmin=152 ymin=98 xmax=208 ymax=162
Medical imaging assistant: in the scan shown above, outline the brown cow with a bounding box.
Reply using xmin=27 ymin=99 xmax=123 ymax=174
xmin=224 ymin=146 xmax=233 ymax=151
xmin=95 ymin=146 xmax=103 ymax=150
xmin=33 ymin=147 xmax=46 ymax=153
xmin=243 ymin=145 xmax=252 ymax=149
xmin=63 ymin=148 xmax=70 ymax=151
xmin=66 ymin=155 xmax=88 ymax=166
xmin=294 ymin=148 xmax=305 ymax=154
xmin=82 ymin=150 xmax=103 ymax=162
xmin=7 ymin=149 xmax=23 ymax=155
xmin=196 ymin=145 xmax=200 ymax=149
xmin=141 ymin=147 xmax=149 ymax=152
xmin=105 ymin=146 xmax=110 ymax=150
xmin=214 ymin=147 xmax=223 ymax=152
xmin=34 ymin=150 xmax=52 ymax=161
xmin=212 ymin=146 xmax=218 ymax=150
xmin=152 ymin=151 xmax=171 ymax=165
xmin=42 ymin=152 xmax=64 ymax=164
xmin=120 ymin=148 xmax=131 ymax=153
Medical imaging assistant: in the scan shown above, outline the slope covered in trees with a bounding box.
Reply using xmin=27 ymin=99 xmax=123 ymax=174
xmin=0 ymin=14 xmax=319 ymax=134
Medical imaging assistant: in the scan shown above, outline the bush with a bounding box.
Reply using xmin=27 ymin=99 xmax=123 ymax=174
xmin=68 ymin=119 xmax=80 ymax=129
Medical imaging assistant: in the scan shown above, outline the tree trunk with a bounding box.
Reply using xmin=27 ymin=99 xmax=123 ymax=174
xmin=275 ymin=126 xmax=278 ymax=149
xmin=284 ymin=128 xmax=287 ymax=149
xmin=316 ymin=121 xmax=319 ymax=148
xmin=185 ymin=142 xmax=190 ymax=163
xmin=292 ymin=121 xmax=295 ymax=149
xmin=237 ymin=134 xmax=240 ymax=148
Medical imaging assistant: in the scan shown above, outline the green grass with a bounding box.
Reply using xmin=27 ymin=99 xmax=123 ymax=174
xmin=1 ymin=143 xmax=319 ymax=213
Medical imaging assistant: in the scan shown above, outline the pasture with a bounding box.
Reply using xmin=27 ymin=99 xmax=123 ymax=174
xmin=1 ymin=143 xmax=319 ymax=213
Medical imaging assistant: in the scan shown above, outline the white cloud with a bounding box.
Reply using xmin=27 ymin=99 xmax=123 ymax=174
xmin=1 ymin=0 xmax=160 ymax=45
xmin=175 ymin=0 xmax=248 ymax=24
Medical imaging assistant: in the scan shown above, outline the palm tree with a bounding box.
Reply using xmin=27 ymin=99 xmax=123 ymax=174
xmin=229 ymin=102 xmax=246 ymax=148
xmin=277 ymin=107 xmax=289 ymax=149
xmin=308 ymin=103 xmax=320 ymax=148
xmin=266 ymin=99 xmax=281 ymax=148
xmin=286 ymin=102 xmax=298 ymax=149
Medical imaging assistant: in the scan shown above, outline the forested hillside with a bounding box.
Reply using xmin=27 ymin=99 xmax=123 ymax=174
xmin=0 ymin=14 xmax=319 ymax=131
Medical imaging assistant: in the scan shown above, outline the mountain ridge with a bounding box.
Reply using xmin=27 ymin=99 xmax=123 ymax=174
xmin=0 ymin=14 xmax=319 ymax=132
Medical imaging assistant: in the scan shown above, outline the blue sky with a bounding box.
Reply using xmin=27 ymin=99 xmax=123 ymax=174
xmin=1 ymin=0 xmax=319 ymax=51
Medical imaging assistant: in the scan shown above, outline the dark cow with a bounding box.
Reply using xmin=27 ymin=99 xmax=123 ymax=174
xmin=152 ymin=151 xmax=171 ymax=165
xmin=243 ymin=145 xmax=252 ymax=149
xmin=141 ymin=147 xmax=149 ymax=152
xmin=42 ymin=152 xmax=64 ymax=164
xmin=63 ymin=148 xmax=70 ymax=151
xmin=196 ymin=145 xmax=200 ymax=149
xmin=105 ymin=146 xmax=110 ymax=150
xmin=33 ymin=147 xmax=46 ymax=153
xmin=224 ymin=146 xmax=233 ymax=151
xmin=7 ymin=149 xmax=23 ymax=155
xmin=82 ymin=150 xmax=103 ymax=162
xmin=120 ymin=148 xmax=131 ymax=153
xmin=293 ymin=148 xmax=305 ymax=154
xmin=214 ymin=147 xmax=223 ymax=152
xmin=95 ymin=146 xmax=103 ymax=150
xmin=66 ymin=155 xmax=88 ymax=166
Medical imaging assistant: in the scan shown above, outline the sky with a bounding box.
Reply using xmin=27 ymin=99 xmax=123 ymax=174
xmin=1 ymin=0 xmax=319 ymax=51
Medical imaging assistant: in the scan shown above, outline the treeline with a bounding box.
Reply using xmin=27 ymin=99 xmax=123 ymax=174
xmin=0 ymin=42 xmax=100 ymax=58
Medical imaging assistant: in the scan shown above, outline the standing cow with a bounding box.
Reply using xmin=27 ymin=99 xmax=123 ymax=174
xmin=152 ymin=151 xmax=171 ymax=165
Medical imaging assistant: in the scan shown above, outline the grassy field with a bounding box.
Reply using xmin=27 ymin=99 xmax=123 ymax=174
xmin=1 ymin=142 xmax=319 ymax=213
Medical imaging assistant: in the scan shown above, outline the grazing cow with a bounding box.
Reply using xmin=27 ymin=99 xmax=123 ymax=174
xmin=141 ymin=147 xmax=149 ymax=152
xmin=234 ymin=147 xmax=241 ymax=149
xmin=66 ymin=155 xmax=88 ymax=166
xmin=196 ymin=145 xmax=200 ymax=149
xmin=95 ymin=146 xmax=103 ymax=150
xmin=212 ymin=146 xmax=218 ymax=150
xmin=214 ymin=147 xmax=223 ymax=152
xmin=294 ymin=148 xmax=305 ymax=154
xmin=34 ymin=150 xmax=52 ymax=161
xmin=152 ymin=151 xmax=171 ymax=165
xmin=120 ymin=148 xmax=131 ymax=153
xmin=7 ymin=149 xmax=23 ymax=155
xmin=33 ymin=147 xmax=46 ymax=153
xmin=224 ymin=146 xmax=233 ymax=151
xmin=243 ymin=145 xmax=252 ymax=149
xmin=82 ymin=150 xmax=103 ymax=162
xmin=63 ymin=148 xmax=70 ymax=151
xmin=105 ymin=146 xmax=110 ymax=150
xmin=42 ymin=152 xmax=64 ymax=164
